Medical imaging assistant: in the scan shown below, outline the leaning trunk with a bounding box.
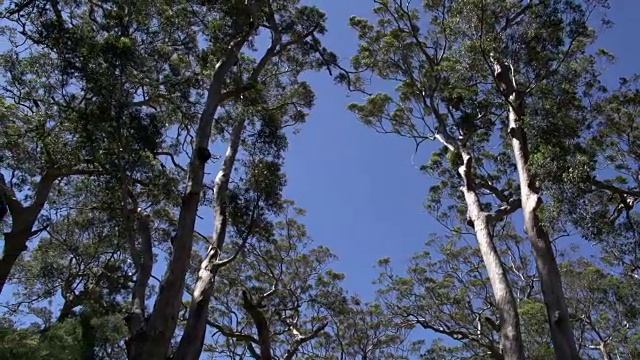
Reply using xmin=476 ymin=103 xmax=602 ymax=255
xmin=0 ymin=230 xmax=29 ymax=293
xmin=459 ymin=153 xmax=526 ymax=360
xmin=172 ymin=117 xmax=246 ymax=360
xmin=173 ymin=14 xmax=281 ymax=358
xmin=128 ymin=33 xmax=252 ymax=360
xmin=507 ymin=92 xmax=579 ymax=360
xmin=0 ymin=173 xmax=57 ymax=294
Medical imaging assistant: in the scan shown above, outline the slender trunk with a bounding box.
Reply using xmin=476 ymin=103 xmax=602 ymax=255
xmin=459 ymin=153 xmax=526 ymax=360
xmin=173 ymin=11 xmax=282 ymax=358
xmin=172 ymin=118 xmax=245 ymax=360
xmin=508 ymin=91 xmax=579 ymax=360
xmin=125 ymin=209 xmax=154 ymax=360
xmin=132 ymin=38 xmax=249 ymax=360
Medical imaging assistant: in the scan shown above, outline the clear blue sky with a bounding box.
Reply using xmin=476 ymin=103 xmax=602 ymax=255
xmin=282 ymin=0 xmax=640 ymax=299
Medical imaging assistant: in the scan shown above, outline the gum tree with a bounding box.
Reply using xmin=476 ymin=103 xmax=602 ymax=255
xmin=1 ymin=0 xmax=335 ymax=359
xmin=342 ymin=0 xmax=608 ymax=358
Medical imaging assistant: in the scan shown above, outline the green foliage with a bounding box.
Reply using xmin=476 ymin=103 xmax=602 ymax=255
xmin=0 ymin=318 xmax=83 ymax=360
xmin=1 ymin=0 xmax=639 ymax=359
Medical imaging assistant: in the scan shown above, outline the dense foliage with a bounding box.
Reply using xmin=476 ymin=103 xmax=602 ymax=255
xmin=1 ymin=0 xmax=638 ymax=359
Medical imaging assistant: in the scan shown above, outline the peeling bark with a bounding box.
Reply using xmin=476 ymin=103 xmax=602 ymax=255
xmin=495 ymin=62 xmax=579 ymax=359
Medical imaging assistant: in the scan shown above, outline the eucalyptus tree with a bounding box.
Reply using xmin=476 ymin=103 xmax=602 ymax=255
xmin=375 ymin=224 xmax=640 ymax=359
xmin=1 ymin=0 xmax=335 ymax=359
xmin=0 ymin=0 xmax=178 ymax=294
xmin=342 ymin=0 xmax=610 ymax=358
xmin=194 ymin=201 xmax=343 ymax=359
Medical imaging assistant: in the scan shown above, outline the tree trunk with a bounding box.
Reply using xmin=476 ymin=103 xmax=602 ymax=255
xmin=0 ymin=172 xmax=57 ymax=294
xmin=459 ymin=153 xmax=526 ymax=360
xmin=507 ymin=91 xmax=579 ymax=360
xmin=172 ymin=117 xmax=245 ymax=360
xmin=173 ymin=12 xmax=282 ymax=358
xmin=125 ymin=210 xmax=154 ymax=360
xmin=0 ymin=231 xmax=29 ymax=293
xmin=128 ymin=35 xmax=250 ymax=360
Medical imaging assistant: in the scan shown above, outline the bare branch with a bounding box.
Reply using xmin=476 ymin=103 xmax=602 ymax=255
xmin=283 ymin=322 xmax=329 ymax=360
xmin=206 ymin=320 xmax=259 ymax=344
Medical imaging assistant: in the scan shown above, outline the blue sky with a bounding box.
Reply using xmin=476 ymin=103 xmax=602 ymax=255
xmin=282 ymin=0 xmax=640 ymax=299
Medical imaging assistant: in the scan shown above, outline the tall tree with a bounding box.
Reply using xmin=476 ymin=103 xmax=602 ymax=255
xmin=344 ymin=1 xmax=524 ymax=357
xmin=1 ymin=0 xmax=335 ymax=359
xmin=375 ymin=225 xmax=640 ymax=359
xmin=341 ymin=0 xmax=609 ymax=358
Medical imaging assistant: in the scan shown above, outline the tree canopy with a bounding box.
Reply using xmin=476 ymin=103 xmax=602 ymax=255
xmin=1 ymin=0 xmax=639 ymax=359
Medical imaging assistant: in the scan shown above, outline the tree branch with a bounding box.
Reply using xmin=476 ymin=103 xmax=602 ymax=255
xmin=477 ymin=179 xmax=511 ymax=203
xmin=206 ymin=320 xmax=259 ymax=344
xmin=283 ymin=321 xmax=329 ymax=360
xmin=154 ymin=151 xmax=187 ymax=173
xmin=214 ymin=197 xmax=261 ymax=268
xmin=488 ymin=198 xmax=522 ymax=223
xmin=242 ymin=289 xmax=273 ymax=360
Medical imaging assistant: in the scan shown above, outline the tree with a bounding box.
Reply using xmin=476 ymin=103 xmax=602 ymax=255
xmin=1 ymin=0 xmax=336 ymax=359
xmin=374 ymin=225 xmax=640 ymax=359
xmin=198 ymin=202 xmax=343 ymax=359
xmin=341 ymin=0 xmax=609 ymax=358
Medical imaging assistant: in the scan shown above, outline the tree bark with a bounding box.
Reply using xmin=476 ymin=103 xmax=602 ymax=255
xmin=498 ymin=65 xmax=579 ymax=359
xmin=458 ymin=153 xmax=526 ymax=360
xmin=431 ymin=107 xmax=525 ymax=359
xmin=125 ymin=209 xmax=154 ymax=360
xmin=173 ymin=9 xmax=284 ymax=357
xmin=0 ymin=172 xmax=58 ymax=294
xmin=0 ymin=230 xmax=29 ymax=293
xmin=172 ymin=117 xmax=245 ymax=360
xmin=129 ymin=31 xmax=253 ymax=360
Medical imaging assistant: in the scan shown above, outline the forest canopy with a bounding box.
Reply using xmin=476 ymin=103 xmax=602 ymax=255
xmin=0 ymin=0 xmax=639 ymax=359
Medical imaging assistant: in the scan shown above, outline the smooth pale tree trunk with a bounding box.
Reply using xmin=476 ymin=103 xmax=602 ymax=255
xmin=458 ymin=153 xmax=526 ymax=360
xmin=172 ymin=117 xmax=245 ymax=360
xmin=126 ymin=31 xmax=254 ymax=360
xmin=173 ymin=17 xmax=282 ymax=359
xmin=496 ymin=63 xmax=579 ymax=359
xmin=433 ymin=119 xmax=525 ymax=359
